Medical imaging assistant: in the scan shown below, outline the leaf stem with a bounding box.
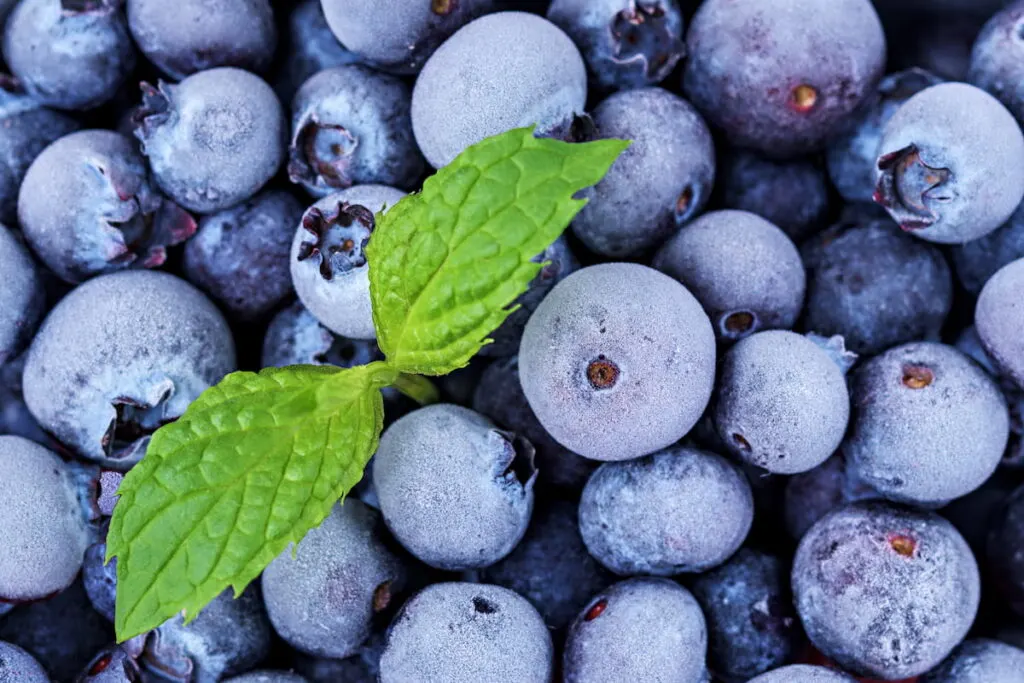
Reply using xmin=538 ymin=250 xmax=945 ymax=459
xmin=392 ymin=373 xmax=441 ymax=406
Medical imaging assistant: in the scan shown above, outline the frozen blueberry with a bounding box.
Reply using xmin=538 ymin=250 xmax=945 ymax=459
xmin=748 ymin=665 xmax=856 ymax=683
xmin=874 ymin=82 xmax=1024 ymax=243
xmin=921 ymin=639 xmax=1024 ymax=683
xmin=288 ymin=66 xmax=424 ymax=197
xmin=262 ymin=300 xmax=382 ymax=370
xmin=3 ymin=0 xmax=135 ymax=111
xmin=290 ymin=185 xmax=406 ymax=340
xmin=569 ymin=87 xmax=715 ymax=257
xmin=579 ymin=446 xmax=753 ymax=575
xmin=373 ymin=404 xmax=536 ymax=570
xmin=134 ymin=68 xmax=286 ymax=214
xmin=654 ymin=211 xmax=805 ymax=343
xmin=378 ymin=582 xmax=553 ymax=683
xmin=411 ymin=11 xmax=587 ymax=168
xmin=18 ymin=130 xmax=197 ymax=284
xmin=82 ymin=541 xmax=115 ymax=623
xmin=225 ymin=673 xmax=308 ymax=683
xmin=792 ymin=502 xmax=980 ymax=679
xmin=801 ymin=215 xmax=952 ymax=356
xmin=968 ymin=1 xmax=1024 ymax=125
xmin=783 ymin=455 xmax=880 ymax=540
xmin=691 ymin=549 xmax=799 ymax=683
xmin=976 ymin=258 xmax=1024 ymax=391
xmin=519 ymin=263 xmax=716 ymax=462
xmin=0 ymin=227 xmax=43 ymax=366
xmin=22 ymin=270 xmax=236 ymax=469
xmin=77 ymin=645 xmax=143 ymax=683
xmin=682 ymin=0 xmax=886 ymax=158
xmin=952 ymin=202 xmax=1024 ymax=295
xmin=0 ymin=641 xmax=48 ymax=683
xmin=563 ymin=578 xmax=707 ymax=683
xmin=988 ymin=483 xmax=1024 ymax=617
xmin=126 ymin=0 xmax=276 ymax=80
xmin=292 ymin=634 xmax=383 ymax=683
xmin=183 ymin=189 xmax=303 ymax=322
xmin=272 ymin=0 xmax=360 ymax=104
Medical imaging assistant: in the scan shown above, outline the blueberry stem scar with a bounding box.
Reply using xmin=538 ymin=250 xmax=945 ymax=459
xmin=392 ymin=373 xmax=440 ymax=406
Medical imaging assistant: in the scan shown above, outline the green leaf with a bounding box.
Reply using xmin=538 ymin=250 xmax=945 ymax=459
xmin=106 ymin=362 xmax=394 ymax=641
xmin=367 ymin=127 xmax=629 ymax=375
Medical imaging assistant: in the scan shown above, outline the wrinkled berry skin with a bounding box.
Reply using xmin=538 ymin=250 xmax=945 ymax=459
xmin=288 ymin=66 xmax=424 ymax=197
xmin=135 ymin=68 xmax=286 ymax=214
xmin=272 ymin=0 xmax=360 ymax=104
xmin=378 ymin=582 xmax=553 ymax=683
xmin=82 ymin=541 xmax=116 ymax=623
xmin=77 ymin=645 xmax=144 ymax=683
xmin=126 ymin=0 xmax=276 ymax=80
xmin=0 ymin=227 xmax=43 ymax=367
xmin=748 ymin=665 xmax=856 ymax=683
xmin=547 ymin=0 xmax=685 ymax=91
xmin=563 ymin=578 xmax=707 ymax=683
xmin=976 ymin=258 xmax=1024 ymax=391
xmin=792 ymin=502 xmax=980 ymax=679
xmin=262 ymin=300 xmax=382 ymax=370
xmin=683 ymin=0 xmax=886 ymax=158
xmin=19 ymin=130 xmax=197 ymax=284
xmin=519 ymin=263 xmax=716 ymax=462
xmin=952 ymin=202 xmax=1024 ymax=294
xmin=784 ymin=455 xmax=880 ymax=540
xmin=372 ymin=404 xmax=536 ymax=570
xmin=183 ymin=190 xmax=303 ymax=322
xmin=874 ymin=82 xmax=1024 ymax=243
xmin=23 ymin=271 xmax=236 ymax=469
xmin=412 ymin=12 xmax=587 ymax=168
xmin=691 ymin=549 xmax=799 ymax=683
xmin=968 ymin=1 xmax=1024 ymax=125
xmin=3 ymin=0 xmax=135 ymax=111
xmin=801 ymin=216 xmax=952 ymax=356
xmin=846 ymin=342 xmax=1008 ymax=506
xmin=579 ymin=446 xmax=753 ymax=575
xmin=988 ymin=484 xmax=1024 ymax=617
xmin=654 ymin=211 xmax=804 ymax=343
xmin=0 ymin=641 xmax=48 ymax=683
xmin=570 ymin=87 xmax=715 ymax=257
xmin=920 ymin=639 xmax=1024 ymax=683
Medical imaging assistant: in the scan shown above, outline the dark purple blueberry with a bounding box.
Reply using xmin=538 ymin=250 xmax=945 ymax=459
xmin=968 ymin=1 xmax=1024 ymax=125
xmin=920 ymin=638 xmax=1024 ymax=683
xmin=82 ymin=541 xmax=115 ymax=623
xmin=272 ymin=0 xmax=361 ymax=104
xmin=291 ymin=634 xmax=383 ymax=683
xmin=976 ymin=258 xmax=1024 ymax=391
xmin=897 ymin=19 xmax=977 ymax=81
xmin=262 ymin=300 xmax=382 ymax=370
xmin=952 ymin=202 xmax=1024 ymax=295
xmin=783 ymin=455 xmax=880 ymax=540
xmin=77 ymin=645 xmax=143 ymax=683
xmin=0 ymin=227 xmax=43 ymax=366
xmin=988 ymin=483 xmax=1024 ymax=617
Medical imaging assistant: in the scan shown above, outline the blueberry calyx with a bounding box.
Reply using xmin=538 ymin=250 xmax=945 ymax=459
xmin=789 ymin=84 xmax=819 ymax=114
xmin=472 ymin=596 xmax=497 ymax=614
xmin=288 ymin=115 xmax=359 ymax=191
xmin=887 ymin=533 xmax=917 ymax=558
xmin=587 ymin=356 xmax=619 ymax=390
xmin=674 ymin=184 xmax=698 ymax=225
xmin=100 ymin=382 xmax=175 ymax=465
xmin=874 ymin=144 xmax=952 ymax=232
xmin=609 ymin=2 xmax=685 ymax=82
xmin=133 ymin=81 xmax=173 ymax=145
xmin=492 ymin=430 xmax=537 ymax=491
xmin=720 ymin=311 xmax=757 ymax=340
xmin=373 ymin=581 xmax=394 ymax=613
xmin=583 ymin=598 xmax=607 ymax=621
xmin=296 ymin=201 xmax=376 ymax=281
xmin=901 ymin=364 xmax=934 ymax=389
xmin=431 ymin=0 xmax=457 ymax=16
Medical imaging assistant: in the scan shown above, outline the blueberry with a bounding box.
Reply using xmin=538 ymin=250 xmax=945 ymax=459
xmin=691 ymin=548 xmax=799 ymax=683
xmin=18 ymin=130 xmax=197 ymax=284
xmin=874 ymin=82 xmax=1024 ymax=243
xmin=0 ymin=227 xmax=43 ymax=366
xmin=77 ymin=645 xmax=143 ymax=683
xmin=22 ymin=271 xmax=236 ymax=469
xmin=563 ymin=578 xmax=707 ymax=683
xmin=0 ymin=356 xmax=50 ymax=446
xmin=82 ymin=541 xmax=115 ymax=623
xmin=291 ymin=633 xmax=383 ymax=683
xmin=224 ymin=673 xmax=308 ymax=683
xmin=792 ymin=502 xmax=980 ymax=679
xmin=134 ymin=68 xmax=286 ymax=214
xmin=262 ymin=300 xmax=382 ymax=370
xmin=411 ymin=11 xmax=587 ymax=168
xmin=519 ymin=263 xmax=716 ymax=461
xmin=968 ymin=1 xmax=1024 ymax=125
xmin=126 ymin=0 xmax=276 ymax=80
xmin=976 ymin=258 xmax=1024 ymax=391
xmin=952 ymin=202 xmax=1024 ymax=295
xmin=988 ymin=483 xmax=1024 ymax=617
xmin=578 ymin=446 xmax=753 ymax=575
xmin=747 ymin=665 xmax=856 ymax=683
xmin=372 ymin=404 xmax=536 ymax=570
xmin=320 ymin=0 xmax=497 ymax=75
xmin=183 ymin=189 xmax=304 ymax=322
xmin=783 ymin=455 xmax=880 ymax=540
xmin=569 ymin=87 xmax=715 ymax=257
xmin=547 ymin=0 xmax=685 ymax=91
xmin=921 ymin=639 xmax=1024 ymax=683
xmin=653 ymin=211 xmax=805 ymax=343
xmin=3 ymin=0 xmax=135 ymax=111
xmin=0 ymin=641 xmax=48 ymax=683
xmin=682 ymin=0 xmax=886 ymax=158
xmin=288 ymin=65 xmax=424 ymax=197
xmin=272 ymin=0 xmax=360 ymax=104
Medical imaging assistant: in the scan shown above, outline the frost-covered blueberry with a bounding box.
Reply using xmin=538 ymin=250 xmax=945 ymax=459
xmin=288 ymin=66 xmax=424 ymax=197
xmin=378 ymin=582 xmax=553 ymax=683
xmin=0 ymin=641 xmax=48 ymax=683
xmin=0 ymin=227 xmax=43 ymax=367
xmin=224 ymin=673 xmax=308 ymax=683
xmin=976 ymin=258 xmax=1024 ymax=391
xmin=748 ymin=665 xmax=856 ymax=683
xmin=183 ymin=189 xmax=303 ymax=322
xmin=82 ymin=541 xmax=115 ymax=623
xmin=262 ymin=300 xmax=382 ymax=370
xmin=953 ymin=202 xmax=1024 ymax=295
xmin=272 ymin=0 xmax=360 ymax=104
xmin=411 ymin=11 xmax=587 ymax=168
xmin=18 ymin=130 xmax=196 ymax=284
xmin=126 ymin=0 xmax=276 ymax=80
xmin=579 ymin=446 xmax=753 ymax=575
xmin=921 ymin=639 xmax=1024 ymax=683
xmin=134 ymin=68 xmax=286 ymax=214
xmin=784 ymin=455 xmax=880 ymax=540
xmin=792 ymin=502 xmax=980 ymax=679
xmin=77 ymin=645 xmax=143 ymax=683
xmin=372 ymin=404 xmax=536 ymax=571
xmin=563 ymin=578 xmax=707 ymax=683
xmin=988 ymin=483 xmax=1024 ymax=617
xmin=519 ymin=263 xmax=716 ymax=462
xmin=3 ymin=0 xmax=135 ymax=111
xmin=968 ymin=1 xmax=1024 ymax=124
xmin=654 ymin=211 xmax=805 ymax=343
xmin=22 ymin=271 xmax=236 ymax=469
xmin=570 ymin=87 xmax=715 ymax=257
xmin=874 ymin=82 xmax=1024 ymax=243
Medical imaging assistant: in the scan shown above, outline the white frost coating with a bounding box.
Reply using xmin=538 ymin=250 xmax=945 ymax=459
xmin=0 ymin=225 xmax=40 ymax=365
xmin=223 ymin=671 xmax=308 ymax=683
xmin=0 ymin=640 xmax=49 ymax=683
xmin=748 ymin=664 xmax=857 ymax=682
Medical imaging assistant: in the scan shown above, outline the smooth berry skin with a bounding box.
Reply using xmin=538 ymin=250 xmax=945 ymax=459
xmin=683 ymin=0 xmax=886 ymax=159
xmin=262 ymin=300 xmax=382 ymax=371
xmin=0 ymin=227 xmax=43 ymax=367
xmin=18 ymin=130 xmax=197 ymax=284
xmin=570 ymin=87 xmax=715 ymax=257
xmin=3 ymin=0 xmax=135 ymax=111
xmin=225 ymin=673 xmax=309 ymax=683
xmin=273 ymin=0 xmax=360 ymax=105
xmin=976 ymin=258 xmax=1024 ymax=391
xmin=952 ymin=202 xmax=1024 ymax=294
xmin=654 ymin=211 xmax=805 ymax=344
xmin=134 ymin=68 xmax=286 ymax=214
xmin=793 ymin=502 xmax=980 ymax=680
xmin=378 ymin=582 xmax=553 ymax=683
xmin=411 ymin=11 xmax=587 ymax=169
xmin=563 ymin=578 xmax=708 ymax=683
xmin=82 ymin=541 xmax=115 ymax=623
xmin=748 ymin=665 xmax=856 ymax=683
xmin=579 ymin=446 xmax=753 ymax=576
xmin=784 ymin=455 xmax=880 ymax=540
xmin=0 ymin=641 xmax=48 ymax=683
xmin=519 ymin=263 xmax=716 ymax=462
xmin=183 ymin=189 xmax=303 ymax=322
xmin=22 ymin=271 xmax=236 ymax=469
xmin=921 ymin=639 xmax=1024 ymax=683
xmin=968 ymin=1 xmax=1024 ymax=125
xmin=126 ymin=0 xmax=276 ymax=80
xmin=988 ymin=484 xmax=1024 ymax=617
xmin=288 ymin=65 xmax=424 ymax=197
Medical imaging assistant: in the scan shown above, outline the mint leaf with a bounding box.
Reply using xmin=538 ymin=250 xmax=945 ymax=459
xmin=106 ymin=362 xmax=393 ymax=641
xmin=367 ymin=127 xmax=629 ymax=375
